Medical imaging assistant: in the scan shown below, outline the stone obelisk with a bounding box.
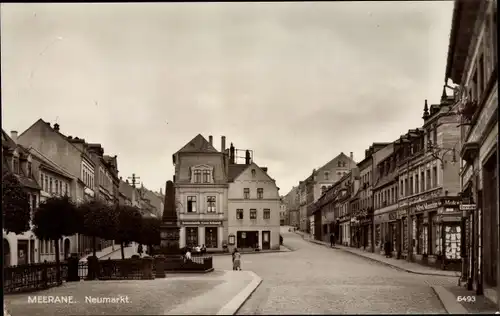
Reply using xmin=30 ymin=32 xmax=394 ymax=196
xmin=160 ymin=180 xmax=181 ymax=255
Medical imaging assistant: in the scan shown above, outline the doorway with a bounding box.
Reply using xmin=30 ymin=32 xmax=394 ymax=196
xmin=262 ymin=231 xmax=270 ymax=250
xmin=17 ymin=240 xmax=28 ymax=265
xmin=64 ymin=239 xmax=70 ymax=260
xmin=237 ymin=231 xmax=258 ymax=249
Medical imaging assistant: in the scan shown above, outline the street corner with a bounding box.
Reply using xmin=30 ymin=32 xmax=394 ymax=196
xmin=216 ymin=271 xmax=263 ymax=315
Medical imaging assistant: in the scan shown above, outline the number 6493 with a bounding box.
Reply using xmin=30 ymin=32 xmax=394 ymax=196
xmin=457 ymin=296 xmax=476 ymax=303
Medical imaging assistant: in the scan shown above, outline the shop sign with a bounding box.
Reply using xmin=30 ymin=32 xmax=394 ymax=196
xmin=442 ymin=199 xmax=460 ymax=207
xmin=415 ymin=202 xmax=440 ymax=212
xmin=460 ymin=204 xmax=476 ymax=211
xmin=180 ymin=220 xmax=222 ymax=226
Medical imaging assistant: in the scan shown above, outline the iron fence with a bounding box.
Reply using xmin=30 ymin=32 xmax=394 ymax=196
xmin=4 ymin=262 xmax=68 ymax=294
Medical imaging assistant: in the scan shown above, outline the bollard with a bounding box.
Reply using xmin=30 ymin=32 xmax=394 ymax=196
xmin=155 ymin=255 xmax=166 ymax=278
xmin=141 ymin=257 xmax=154 ymax=280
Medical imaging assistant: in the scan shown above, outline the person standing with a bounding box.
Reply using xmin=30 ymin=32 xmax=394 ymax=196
xmin=232 ymin=248 xmax=241 ymax=271
xmin=330 ymin=233 xmax=335 ymax=247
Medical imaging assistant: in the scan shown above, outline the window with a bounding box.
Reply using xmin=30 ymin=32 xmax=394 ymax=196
xmin=45 ymin=176 xmax=48 ymax=192
xmin=205 ymin=227 xmax=218 ymax=248
xmin=27 ymin=162 xmax=32 ymax=177
xmin=409 ymin=177 xmax=413 ymax=195
xmin=257 ymin=188 xmax=263 ymax=199
xmin=415 ymin=174 xmax=419 ymax=194
xmin=202 ymin=170 xmax=210 ymax=183
xmin=478 ymin=54 xmax=484 ymax=95
xmin=324 ymin=172 xmax=329 ymax=180
xmin=207 ymin=196 xmax=216 ymax=213
xmin=404 ymin=179 xmax=408 ymax=197
xmin=433 ymin=127 xmax=437 ymax=145
xmin=41 ymin=174 xmax=44 ymax=191
xmin=185 ymin=227 xmax=198 ymax=248
xmin=400 ymin=180 xmax=404 ymax=196
xmin=237 ymin=209 xmax=244 ymax=219
xmin=420 ymin=171 xmax=425 ymax=192
xmin=243 ymin=188 xmax=250 ymax=199
xmin=338 ymin=161 xmax=342 ymax=167
xmin=49 ymin=178 xmax=53 ymax=193
xmin=59 ymin=181 xmax=62 ymax=195
xmin=13 ymin=158 xmax=19 ymax=174
xmin=250 ymin=209 xmax=257 ymax=219
xmin=251 ymin=169 xmax=256 ymax=178
xmin=55 ymin=180 xmax=59 ymax=195
xmin=342 ymin=162 xmax=346 ymax=167
xmin=426 ymin=169 xmax=431 ymax=190
xmin=65 ymin=183 xmax=69 ymax=196
xmin=187 ymin=196 xmax=197 ymax=213
xmin=264 ymin=209 xmax=270 ymax=219
xmin=432 ymin=166 xmax=438 ymax=188
xmin=194 ymin=170 xmax=201 ymax=183
xmin=321 ymin=186 xmax=327 ymax=194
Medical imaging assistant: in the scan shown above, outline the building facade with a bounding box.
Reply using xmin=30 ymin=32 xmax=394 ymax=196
xmin=173 ymin=134 xmax=228 ymax=251
xmin=445 ymin=0 xmax=498 ymax=304
xmin=228 ymin=160 xmax=281 ymax=251
xmin=2 ymin=130 xmax=41 ymax=266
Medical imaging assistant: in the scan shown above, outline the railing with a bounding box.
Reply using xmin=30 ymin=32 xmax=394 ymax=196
xmin=4 ymin=262 xmax=68 ymax=294
xmin=152 ymin=256 xmax=213 ymax=273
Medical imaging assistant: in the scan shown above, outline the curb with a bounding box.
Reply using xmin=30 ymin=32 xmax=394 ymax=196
xmin=432 ymin=285 xmax=468 ymax=314
xmin=295 ymin=231 xmax=458 ymax=278
xmin=216 ymin=271 xmax=262 ymax=315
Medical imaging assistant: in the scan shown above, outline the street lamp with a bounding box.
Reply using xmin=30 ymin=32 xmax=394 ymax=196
xmin=427 ymin=140 xmax=457 ymax=168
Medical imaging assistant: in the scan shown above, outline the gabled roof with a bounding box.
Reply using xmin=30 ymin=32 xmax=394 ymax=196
xmin=2 ymin=130 xmax=16 ymax=150
xmin=231 ymin=162 xmax=275 ymax=183
xmin=29 ymin=148 xmax=74 ymax=180
xmin=175 ymin=134 xmax=219 ymax=155
xmin=119 ymin=180 xmax=135 ymax=201
xmin=228 ymin=164 xmax=249 ymax=182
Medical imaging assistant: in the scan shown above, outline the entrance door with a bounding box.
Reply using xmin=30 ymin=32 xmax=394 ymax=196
xmin=17 ymin=240 xmax=28 ymax=265
xmin=262 ymin=231 xmax=270 ymax=250
xmin=185 ymin=227 xmax=199 ymax=248
xmin=64 ymin=239 xmax=70 ymax=259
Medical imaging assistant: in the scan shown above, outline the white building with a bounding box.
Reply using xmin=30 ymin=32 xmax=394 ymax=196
xmin=173 ymin=134 xmax=228 ymax=251
xmin=227 ymin=146 xmax=280 ymax=251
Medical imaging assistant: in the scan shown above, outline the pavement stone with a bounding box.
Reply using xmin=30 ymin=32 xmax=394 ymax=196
xmin=225 ymin=227 xmax=457 ymax=314
xmin=3 ymin=270 xmax=253 ymax=316
xmin=295 ymin=230 xmax=460 ymax=278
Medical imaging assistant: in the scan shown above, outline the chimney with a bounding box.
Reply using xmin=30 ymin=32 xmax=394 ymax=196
xmin=245 ymin=150 xmax=251 ymax=165
xmin=221 ymin=136 xmax=226 ymax=153
xmin=53 ymin=123 xmax=60 ymax=131
xmin=230 ymin=143 xmax=235 ymax=164
xmin=10 ymin=131 xmax=18 ymax=143
xmin=350 ymin=152 xmax=353 ymax=161
xmin=209 ymin=135 xmax=213 ymax=145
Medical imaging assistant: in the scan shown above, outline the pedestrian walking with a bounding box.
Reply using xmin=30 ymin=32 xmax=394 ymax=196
xmin=232 ymin=248 xmax=241 ymax=271
xmin=330 ymin=233 xmax=335 ymax=247
xmin=384 ymin=236 xmax=391 ymax=258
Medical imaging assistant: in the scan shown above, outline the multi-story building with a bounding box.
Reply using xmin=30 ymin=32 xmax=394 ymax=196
xmin=173 ymin=134 xmax=228 ymax=251
xmin=298 ymin=152 xmax=357 ymax=233
xmin=17 ymin=119 xmax=118 ymax=256
xmin=2 ymin=130 xmax=41 ymax=266
xmin=445 ymin=0 xmax=498 ymax=303
xmin=340 ymin=170 xmax=357 ymax=246
xmin=227 ymin=145 xmax=281 ymax=251
xmin=312 ymin=181 xmax=336 ymax=242
xmin=283 ymin=186 xmax=299 ymax=228
xmin=355 ymin=143 xmax=391 ymax=252
xmin=279 ymin=198 xmax=288 ymax=226
xmin=372 ymin=143 xmax=399 ymax=255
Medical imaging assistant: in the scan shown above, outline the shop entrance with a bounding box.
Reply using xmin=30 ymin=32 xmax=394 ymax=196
xmin=237 ymin=231 xmax=259 ymax=250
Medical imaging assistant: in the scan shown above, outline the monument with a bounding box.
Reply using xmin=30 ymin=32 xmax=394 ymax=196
xmin=160 ymin=180 xmax=181 ymax=255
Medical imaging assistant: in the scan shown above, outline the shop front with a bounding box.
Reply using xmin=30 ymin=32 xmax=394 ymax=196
xmin=338 ymin=215 xmax=350 ymax=246
xmin=179 ymin=220 xmax=224 ymax=250
xmin=373 ymin=209 xmax=398 ymax=255
xmin=396 ymin=208 xmax=408 ymax=260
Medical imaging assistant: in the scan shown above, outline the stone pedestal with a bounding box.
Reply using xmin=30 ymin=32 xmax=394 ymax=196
xmin=141 ymin=257 xmax=154 ymax=280
xmin=154 ymin=255 xmax=166 ymax=278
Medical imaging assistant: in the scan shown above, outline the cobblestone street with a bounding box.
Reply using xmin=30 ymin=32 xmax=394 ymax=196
xmin=213 ymin=227 xmax=457 ymax=315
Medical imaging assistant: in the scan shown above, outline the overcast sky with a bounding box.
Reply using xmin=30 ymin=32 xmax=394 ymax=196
xmin=1 ymin=2 xmax=454 ymax=194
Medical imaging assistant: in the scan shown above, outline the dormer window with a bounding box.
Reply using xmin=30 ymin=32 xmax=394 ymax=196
xmin=13 ymin=157 xmax=20 ymax=174
xmin=191 ymin=165 xmax=213 ymax=184
xmin=194 ymin=170 xmax=201 ymax=183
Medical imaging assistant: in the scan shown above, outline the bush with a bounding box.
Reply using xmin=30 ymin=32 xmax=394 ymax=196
xmin=2 ymin=172 xmax=31 ymax=235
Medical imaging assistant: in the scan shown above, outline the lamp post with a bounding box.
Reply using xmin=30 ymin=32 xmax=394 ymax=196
xmin=427 ymin=140 xmax=458 ymax=168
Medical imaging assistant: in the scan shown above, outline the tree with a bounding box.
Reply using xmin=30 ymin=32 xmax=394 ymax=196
xmin=32 ymin=195 xmax=80 ymax=283
xmin=138 ymin=217 xmax=161 ymax=255
xmin=78 ymin=199 xmax=119 ymax=257
xmin=116 ymin=205 xmax=142 ymax=259
xmin=2 ymin=172 xmax=31 ymax=235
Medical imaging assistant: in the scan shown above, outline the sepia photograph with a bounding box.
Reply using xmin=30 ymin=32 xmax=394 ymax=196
xmin=1 ymin=1 xmax=498 ymax=315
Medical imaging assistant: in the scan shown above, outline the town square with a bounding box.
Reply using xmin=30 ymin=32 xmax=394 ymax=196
xmin=2 ymin=1 xmax=498 ymax=315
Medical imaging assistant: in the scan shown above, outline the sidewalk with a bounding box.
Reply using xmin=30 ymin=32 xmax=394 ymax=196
xmin=295 ymin=231 xmax=460 ymax=277
xmin=4 ymin=270 xmax=261 ymax=316
xmin=433 ymin=284 xmax=499 ymax=314
xmin=204 ymin=245 xmax=292 ymax=257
